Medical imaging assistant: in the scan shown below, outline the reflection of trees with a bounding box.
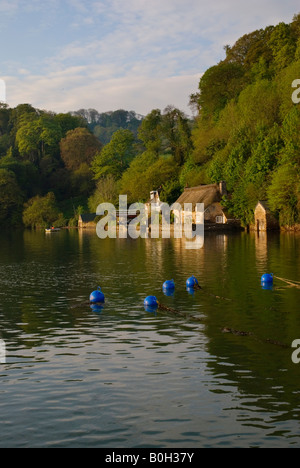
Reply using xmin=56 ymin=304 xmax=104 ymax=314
xmin=202 ymin=231 xmax=300 ymax=434
xmin=1 ymin=229 xmax=300 ymax=436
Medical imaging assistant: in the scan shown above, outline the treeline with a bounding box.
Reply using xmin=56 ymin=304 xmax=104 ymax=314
xmin=0 ymin=102 xmax=192 ymax=228
xmin=89 ymin=12 xmax=300 ymax=227
xmin=0 ymin=103 xmax=100 ymax=227
xmin=188 ymin=13 xmax=300 ymax=227
xmin=1 ymin=13 xmax=300 ymax=229
xmin=73 ymin=108 xmax=143 ymax=145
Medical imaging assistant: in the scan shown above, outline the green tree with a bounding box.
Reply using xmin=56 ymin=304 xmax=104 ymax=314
xmin=0 ymin=155 xmax=39 ymax=198
xmin=54 ymin=112 xmax=87 ymax=137
xmin=224 ymin=28 xmax=274 ymax=69
xmin=16 ymin=116 xmax=62 ymax=162
xmin=161 ymin=106 xmax=192 ymax=165
xmin=23 ymin=192 xmax=63 ymax=229
xmin=118 ymin=151 xmax=156 ymax=202
xmin=197 ymin=62 xmax=245 ymax=118
xmin=0 ymin=169 xmax=24 ymax=226
xmin=237 ymin=79 xmax=280 ymax=130
xmin=267 ymin=164 xmax=299 ymax=225
xmin=138 ymin=109 xmax=163 ymax=156
xmin=70 ymin=163 xmax=95 ymax=197
xmin=269 ymin=22 xmax=296 ymax=71
xmin=88 ymin=175 xmax=118 ymax=211
xmin=0 ymin=103 xmax=9 ymax=133
xmin=92 ymin=129 xmax=135 ymax=179
xmin=119 ymin=153 xmax=178 ymax=203
xmin=280 ymin=107 xmax=300 ymax=164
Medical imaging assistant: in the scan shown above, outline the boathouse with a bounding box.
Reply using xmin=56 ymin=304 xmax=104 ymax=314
xmin=254 ymin=201 xmax=279 ymax=231
xmin=174 ymin=182 xmax=239 ymax=227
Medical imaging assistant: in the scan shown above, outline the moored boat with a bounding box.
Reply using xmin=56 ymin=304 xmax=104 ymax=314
xmin=45 ymin=227 xmax=61 ymax=233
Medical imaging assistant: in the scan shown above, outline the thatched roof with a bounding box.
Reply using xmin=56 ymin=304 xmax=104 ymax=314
xmin=175 ymin=184 xmax=221 ymax=210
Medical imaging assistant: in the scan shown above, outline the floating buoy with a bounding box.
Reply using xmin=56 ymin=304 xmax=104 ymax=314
xmin=261 ymin=273 xmax=274 ymax=285
xmin=90 ymin=287 xmax=105 ymax=304
xmin=163 ymin=279 xmax=175 ymax=291
xmin=186 ymin=276 xmax=199 ymax=288
xmin=144 ymin=296 xmax=158 ymax=308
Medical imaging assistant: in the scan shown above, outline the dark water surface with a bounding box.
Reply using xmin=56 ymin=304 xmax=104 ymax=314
xmin=0 ymin=229 xmax=299 ymax=448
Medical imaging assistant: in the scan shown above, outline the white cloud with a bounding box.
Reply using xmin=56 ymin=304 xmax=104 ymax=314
xmin=2 ymin=0 xmax=300 ymax=114
xmin=5 ymin=68 xmax=201 ymax=115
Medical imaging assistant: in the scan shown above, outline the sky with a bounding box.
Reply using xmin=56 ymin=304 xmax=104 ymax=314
xmin=0 ymin=0 xmax=299 ymax=116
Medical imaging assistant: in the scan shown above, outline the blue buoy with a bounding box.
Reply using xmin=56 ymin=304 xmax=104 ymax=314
xmin=90 ymin=287 xmax=105 ymax=304
xmin=163 ymin=279 xmax=175 ymax=291
xmin=186 ymin=276 xmax=199 ymax=288
xmin=144 ymin=296 xmax=158 ymax=308
xmin=261 ymin=274 xmax=274 ymax=285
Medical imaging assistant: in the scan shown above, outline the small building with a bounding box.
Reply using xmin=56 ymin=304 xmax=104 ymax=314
xmin=145 ymin=189 xmax=163 ymax=216
xmin=78 ymin=213 xmax=97 ymax=229
xmin=254 ymin=201 xmax=279 ymax=232
xmin=174 ymin=182 xmax=240 ymax=228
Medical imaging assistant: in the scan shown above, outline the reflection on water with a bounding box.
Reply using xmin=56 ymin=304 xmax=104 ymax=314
xmin=0 ymin=229 xmax=299 ymax=448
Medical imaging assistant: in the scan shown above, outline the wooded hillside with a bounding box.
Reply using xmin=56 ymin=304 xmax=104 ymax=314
xmin=1 ymin=13 xmax=299 ymax=228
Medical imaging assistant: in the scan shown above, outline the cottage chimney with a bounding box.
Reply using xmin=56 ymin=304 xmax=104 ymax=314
xmin=219 ymin=181 xmax=227 ymax=197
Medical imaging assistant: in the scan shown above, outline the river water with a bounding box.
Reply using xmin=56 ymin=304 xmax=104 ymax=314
xmin=0 ymin=229 xmax=299 ymax=448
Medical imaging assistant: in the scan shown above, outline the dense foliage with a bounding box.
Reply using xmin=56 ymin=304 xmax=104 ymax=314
xmin=188 ymin=13 xmax=300 ymax=226
xmin=1 ymin=14 xmax=300 ymax=228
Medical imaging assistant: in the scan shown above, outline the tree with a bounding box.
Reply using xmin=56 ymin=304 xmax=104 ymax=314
xmin=197 ymin=62 xmax=245 ymax=118
xmin=0 ymin=155 xmax=39 ymax=198
xmin=161 ymin=106 xmax=193 ymax=165
xmin=138 ymin=109 xmax=163 ymax=156
xmin=269 ymin=22 xmax=296 ymax=71
xmin=16 ymin=116 xmax=62 ymax=162
xmin=118 ymin=151 xmax=156 ymax=202
xmin=267 ymin=164 xmax=299 ymax=226
xmin=92 ymin=129 xmax=135 ymax=179
xmin=0 ymin=103 xmax=10 ymax=137
xmin=88 ymin=175 xmax=118 ymax=211
xmin=224 ymin=28 xmax=274 ymax=71
xmin=60 ymin=127 xmax=102 ymax=171
xmin=0 ymin=169 xmax=24 ymax=226
xmin=119 ymin=152 xmax=178 ymax=203
xmin=70 ymin=163 xmax=95 ymax=197
xmin=280 ymin=107 xmax=300 ymax=164
xmin=237 ymin=79 xmax=280 ymax=130
xmin=23 ymin=192 xmax=64 ymax=229
xmin=54 ymin=113 xmax=87 ymax=137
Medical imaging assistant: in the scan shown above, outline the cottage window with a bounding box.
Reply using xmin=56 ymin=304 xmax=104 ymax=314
xmin=216 ymin=216 xmax=224 ymax=224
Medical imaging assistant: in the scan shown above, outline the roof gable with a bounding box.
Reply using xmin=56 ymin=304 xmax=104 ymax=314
xmin=255 ymin=201 xmax=270 ymax=212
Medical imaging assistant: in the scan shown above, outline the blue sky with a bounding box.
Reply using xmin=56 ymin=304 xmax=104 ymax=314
xmin=1 ymin=0 xmax=299 ymax=115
